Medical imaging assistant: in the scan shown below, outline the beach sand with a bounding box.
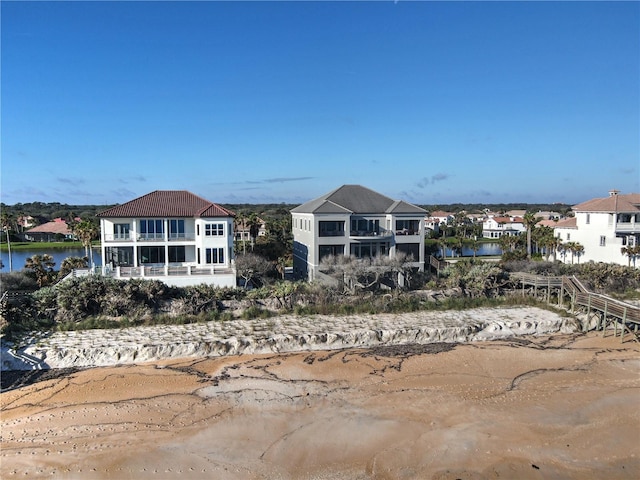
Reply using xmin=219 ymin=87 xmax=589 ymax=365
xmin=2 ymin=331 xmax=639 ymax=479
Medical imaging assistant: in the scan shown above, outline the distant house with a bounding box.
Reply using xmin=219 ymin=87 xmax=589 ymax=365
xmin=553 ymin=190 xmax=640 ymax=266
xmin=24 ymin=218 xmax=75 ymax=242
xmin=234 ymin=216 xmax=267 ymax=243
xmin=429 ymin=211 xmax=455 ymax=226
xmin=97 ymin=190 xmax=237 ymax=287
xmin=291 ymin=185 xmax=427 ymax=281
xmin=482 ymin=216 xmax=525 ymax=238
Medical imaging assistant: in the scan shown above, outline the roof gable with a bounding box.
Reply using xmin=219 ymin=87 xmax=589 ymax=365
xmin=291 ymin=185 xmax=426 ymax=215
xmin=97 ymin=191 xmax=235 ymax=218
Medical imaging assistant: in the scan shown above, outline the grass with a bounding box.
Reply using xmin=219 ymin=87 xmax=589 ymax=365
xmin=1 ymin=241 xmax=99 ymax=252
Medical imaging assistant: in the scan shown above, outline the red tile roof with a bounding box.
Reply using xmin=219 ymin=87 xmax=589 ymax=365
xmin=553 ymin=217 xmax=577 ymax=228
xmin=573 ymin=193 xmax=640 ymax=213
xmin=26 ymin=218 xmax=73 ymax=235
xmin=97 ymin=191 xmax=235 ymax=218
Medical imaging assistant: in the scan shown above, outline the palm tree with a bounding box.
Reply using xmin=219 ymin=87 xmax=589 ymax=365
xmin=621 ymin=245 xmax=640 ymax=267
xmin=235 ymin=211 xmax=247 ymax=254
xmin=74 ymin=220 xmax=99 ymax=267
xmin=25 ymin=254 xmax=56 ymax=287
xmin=1 ymin=211 xmax=14 ymax=272
xmin=523 ymin=212 xmax=540 ymax=260
xmin=572 ymin=242 xmax=585 ymax=264
xmin=247 ymin=214 xmax=261 ymax=252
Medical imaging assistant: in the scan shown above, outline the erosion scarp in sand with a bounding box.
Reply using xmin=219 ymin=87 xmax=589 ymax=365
xmin=2 ymin=307 xmax=577 ymax=370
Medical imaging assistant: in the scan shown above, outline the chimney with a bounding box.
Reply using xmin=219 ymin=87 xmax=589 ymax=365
xmin=609 ymin=189 xmax=620 ymax=196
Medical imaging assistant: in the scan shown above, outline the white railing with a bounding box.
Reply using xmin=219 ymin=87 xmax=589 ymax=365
xmin=109 ymin=265 xmax=234 ymax=278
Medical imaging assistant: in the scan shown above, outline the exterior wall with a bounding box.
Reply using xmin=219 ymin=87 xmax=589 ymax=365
xmin=293 ymin=212 xmax=425 ymax=281
xmin=292 ymin=213 xmax=316 ymax=280
xmin=100 ymin=215 xmax=236 ymax=286
xmin=555 ymin=211 xmax=637 ymax=265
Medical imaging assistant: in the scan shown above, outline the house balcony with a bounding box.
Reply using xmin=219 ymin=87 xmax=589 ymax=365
xmin=349 ymin=227 xmax=393 ymax=240
xmin=395 ymin=229 xmax=420 ymax=236
xmin=104 ymin=233 xmax=133 ymax=242
xmin=615 ymin=222 xmax=640 ymax=234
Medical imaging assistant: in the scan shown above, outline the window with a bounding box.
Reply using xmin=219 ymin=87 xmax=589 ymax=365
xmin=139 ymin=246 xmax=165 ymax=264
xmin=350 ymin=242 xmax=388 ymax=258
xmin=600 ymin=236 xmax=606 ymax=246
xmin=319 ymin=245 xmax=344 ymax=259
xmin=396 ymin=220 xmax=419 ymax=234
xmin=168 ymin=246 xmax=186 ymax=262
xmin=140 ymin=219 xmax=164 ymax=239
xmin=586 ymin=214 xmax=590 ymax=224
xmin=205 ymin=223 xmax=224 ymax=236
xmin=567 ymin=233 xmax=570 ymax=241
xmin=169 ymin=220 xmax=185 ymax=239
xmin=319 ymin=221 xmax=345 ymax=237
xmin=205 ymin=247 xmax=225 ymax=264
xmin=397 ymin=243 xmax=420 ymax=260
xmin=114 ymin=223 xmax=130 ymax=240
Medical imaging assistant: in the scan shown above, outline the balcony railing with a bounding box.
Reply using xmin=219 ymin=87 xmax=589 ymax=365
xmin=615 ymin=222 xmax=640 ymax=233
xmin=395 ymin=229 xmax=420 ymax=236
xmin=104 ymin=233 xmax=133 ymax=242
xmin=350 ymin=227 xmax=393 ymax=239
xmin=110 ymin=265 xmax=234 ymax=278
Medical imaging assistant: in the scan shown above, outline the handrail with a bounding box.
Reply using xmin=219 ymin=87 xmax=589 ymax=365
xmin=512 ymin=272 xmax=640 ymax=338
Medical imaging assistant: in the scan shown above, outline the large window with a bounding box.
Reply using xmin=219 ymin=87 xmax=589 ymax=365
xmin=395 ymin=220 xmax=419 ymax=235
xmin=114 ymin=223 xmax=130 ymax=240
xmin=168 ymin=246 xmax=186 ymax=263
xmin=351 ymin=219 xmax=379 ymax=235
xmin=319 ymin=221 xmax=345 ymax=237
xmin=319 ymin=244 xmax=344 ymax=259
xmin=205 ymin=223 xmax=224 ymax=236
xmin=396 ymin=243 xmax=420 ymax=261
xmin=169 ymin=219 xmax=185 ymax=239
xmin=350 ymin=242 xmax=388 ymax=258
xmin=139 ymin=246 xmax=165 ymax=264
xmin=205 ymin=247 xmax=225 ymax=264
xmin=140 ymin=219 xmax=164 ymax=240
xmin=105 ymin=246 xmax=133 ymax=266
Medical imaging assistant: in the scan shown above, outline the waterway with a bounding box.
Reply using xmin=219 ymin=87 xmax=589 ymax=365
xmin=1 ymin=248 xmax=102 ymax=272
xmin=1 ymin=243 xmax=502 ymax=273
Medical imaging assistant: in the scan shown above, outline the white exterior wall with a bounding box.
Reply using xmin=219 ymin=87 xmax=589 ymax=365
xmin=99 ymin=215 xmax=236 ymax=287
xmin=558 ymin=211 xmax=629 ymax=265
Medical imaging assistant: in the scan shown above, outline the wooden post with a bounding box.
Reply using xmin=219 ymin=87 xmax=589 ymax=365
xmin=621 ymin=308 xmax=627 ymax=344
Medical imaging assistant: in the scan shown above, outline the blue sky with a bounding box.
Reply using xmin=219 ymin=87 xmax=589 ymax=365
xmin=2 ymin=1 xmax=638 ymax=207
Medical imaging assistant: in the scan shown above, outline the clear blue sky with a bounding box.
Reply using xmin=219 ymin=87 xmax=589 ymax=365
xmin=2 ymin=1 xmax=638 ymax=207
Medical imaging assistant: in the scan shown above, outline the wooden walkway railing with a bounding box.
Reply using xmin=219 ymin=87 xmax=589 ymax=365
xmin=428 ymin=255 xmax=448 ymax=275
xmin=511 ymin=272 xmax=640 ymax=343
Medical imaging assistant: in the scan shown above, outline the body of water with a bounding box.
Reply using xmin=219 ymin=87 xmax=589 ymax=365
xmin=1 ymin=248 xmax=102 ymax=272
xmin=439 ymin=242 xmax=502 ymax=259
xmin=1 ymin=243 xmax=502 ymax=272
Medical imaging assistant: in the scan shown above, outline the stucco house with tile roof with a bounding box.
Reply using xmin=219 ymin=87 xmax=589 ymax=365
xmin=97 ymin=190 xmax=237 ymax=287
xmin=482 ymin=216 xmax=526 ymax=238
xmin=290 ymin=185 xmax=427 ymax=281
xmin=553 ymin=190 xmax=640 ymax=266
xmin=24 ymin=218 xmax=76 ymax=242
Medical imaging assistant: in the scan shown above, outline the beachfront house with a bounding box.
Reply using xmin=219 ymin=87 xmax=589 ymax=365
xmin=554 ymin=190 xmax=640 ymax=266
xmin=97 ymin=190 xmax=237 ymax=287
xmin=291 ymin=184 xmax=427 ymax=281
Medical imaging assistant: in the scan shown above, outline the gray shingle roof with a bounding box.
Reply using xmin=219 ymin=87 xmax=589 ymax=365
xmin=97 ymin=191 xmax=235 ymax=218
xmin=291 ymin=185 xmax=426 ymax=215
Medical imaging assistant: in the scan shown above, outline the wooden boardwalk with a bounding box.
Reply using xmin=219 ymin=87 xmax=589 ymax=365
xmin=512 ymin=272 xmax=640 ymax=343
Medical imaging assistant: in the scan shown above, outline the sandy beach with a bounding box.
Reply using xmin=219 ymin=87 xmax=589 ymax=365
xmin=2 ymin=312 xmax=639 ymax=479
